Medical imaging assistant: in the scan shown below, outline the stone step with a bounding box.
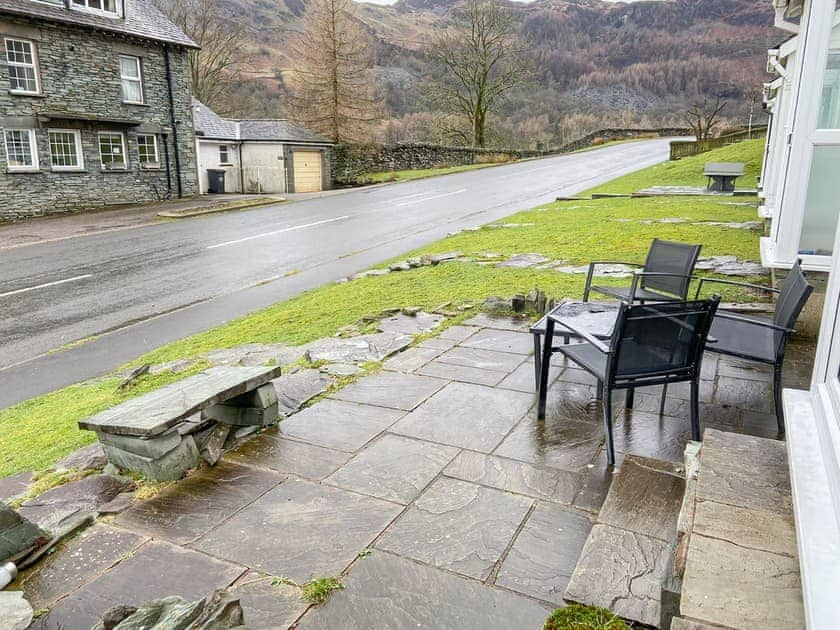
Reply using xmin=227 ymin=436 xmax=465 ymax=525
xmin=564 ymin=454 xmax=685 ymax=628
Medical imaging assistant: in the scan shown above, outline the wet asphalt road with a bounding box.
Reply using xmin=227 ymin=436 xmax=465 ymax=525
xmin=0 ymin=139 xmax=671 ymax=408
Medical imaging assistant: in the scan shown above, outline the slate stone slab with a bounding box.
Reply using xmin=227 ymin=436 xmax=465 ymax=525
xmin=416 ymin=361 xmax=508 ymax=386
xmin=115 ymin=462 xmax=282 ymax=545
xmin=38 ymin=541 xmax=245 ymax=630
xmin=321 ymin=363 xmax=363 ymax=377
xmin=572 ymin=452 xmax=619 ymax=513
xmin=272 ymin=369 xmax=334 ymax=417
xmin=298 ymin=551 xmax=549 ymax=630
xmin=714 ymin=377 xmax=773 ymax=413
xmin=696 ymin=429 xmax=792 ymax=514
xmin=419 ymin=336 xmax=459 ymax=350
xmin=55 ymin=443 xmax=107 ymax=471
xmin=494 ymin=414 xmax=604 ymax=473
xmin=610 ymin=410 xmax=695 ymax=464
xmin=18 ymin=474 xmax=130 ymax=533
xmin=497 ymin=362 xmax=561 ymax=393
xmin=564 ymin=524 xmax=670 ymax=628
xmin=496 ymin=503 xmax=592 ymax=604
xmin=692 ymin=499 xmax=797 ymax=557
xmin=326 ymin=434 xmax=459 ymax=504
xmin=438 ymin=325 xmax=480 ymax=342
xmin=444 ymin=451 xmax=580 ymax=505
xmin=377 ymin=312 xmax=444 ymax=335
xmin=79 ymin=366 xmax=283 ymax=437
xmin=382 ymin=346 xmax=445 ymax=372
xmin=459 ymin=329 xmax=534 ymax=355
xmin=497 ymin=253 xmax=550 ymax=268
xmin=1 ymin=501 xmax=48 ymax=563
xmin=681 ymin=534 xmax=804 ymax=629
xmin=229 ymin=571 xmax=309 ymax=630
xmin=330 ymin=372 xmax=447 ymax=411
xmin=225 ymin=433 xmax=350 ymax=480
xmin=304 ymin=332 xmax=412 ymax=364
xmin=530 ymin=382 xmax=603 ymax=426
xmin=279 ymin=400 xmax=404 ymax=453
xmin=0 ymin=472 xmax=33 ymax=503
xmin=193 ymin=480 xmax=401 ymax=583
xmin=462 ymin=314 xmax=529 ymax=331
xmin=435 ymin=346 xmax=525 ymax=373
xmin=376 ymin=477 xmax=532 ymax=580
xmin=102 ymin=435 xmax=200 ymax=482
xmin=391 ymin=382 xmax=533 ymax=452
xmin=21 ymin=525 xmax=147 ymax=609
xmin=98 ymin=429 xmax=183 ymax=459
xmin=597 ymin=455 xmax=684 ymax=542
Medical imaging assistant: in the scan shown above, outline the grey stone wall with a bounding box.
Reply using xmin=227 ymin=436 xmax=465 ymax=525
xmin=0 ymin=14 xmax=198 ymax=220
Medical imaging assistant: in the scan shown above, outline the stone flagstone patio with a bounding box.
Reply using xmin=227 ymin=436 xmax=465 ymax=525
xmin=24 ymin=313 xmax=813 ymax=629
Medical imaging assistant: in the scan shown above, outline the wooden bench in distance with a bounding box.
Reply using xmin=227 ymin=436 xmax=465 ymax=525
xmin=78 ymin=365 xmax=282 ymax=481
xmin=703 ymin=162 xmax=745 ymax=193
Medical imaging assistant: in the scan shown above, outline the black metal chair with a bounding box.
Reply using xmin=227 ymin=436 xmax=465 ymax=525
xmin=537 ymin=296 xmax=720 ymax=466
xmin=583 ymin=238 xmax=702 ymax=304
xmin=695 ymin=259 xmax=813 ymax=433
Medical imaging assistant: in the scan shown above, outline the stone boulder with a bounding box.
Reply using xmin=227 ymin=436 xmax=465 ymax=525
xmin=0 ymin=591 xmax=33 ymax=630
xmin=91 ymin=589 xmax=247 ymax=630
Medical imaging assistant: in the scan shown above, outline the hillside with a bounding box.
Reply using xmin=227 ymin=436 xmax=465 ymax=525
xmin=218 ymin=0 xmax=777 ymax=147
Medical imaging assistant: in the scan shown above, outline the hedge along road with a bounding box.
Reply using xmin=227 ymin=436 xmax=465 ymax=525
xmin=0 ymin=138 xmax=671 ymax=409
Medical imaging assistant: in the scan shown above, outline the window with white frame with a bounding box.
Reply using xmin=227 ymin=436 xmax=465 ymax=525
xmin=3 ymin=129 xmax=38 ymax=170
xmin=98 ymin=132 xmax=127 ymax=169
xmin=4 ymin=38 xmax=40 ymax=94
xmin=119 ymin=56 xmax=144 ymax=104
xmin=137 ymin=134 xmax=159 ymax=167
xmin=219 ymin=145 xmax=231 ymax=164
xmin=71 ymin=0 xmax=121 ymax=17
xmin=48 ymin=130 xmax=84 ymax=170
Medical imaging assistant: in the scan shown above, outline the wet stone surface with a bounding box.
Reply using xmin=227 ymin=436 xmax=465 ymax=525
xmin=229 ymin=571 xmax=309 ymax=630
xmin=416 ymin=360 xmax=508 ymax=386
xmin=435 ymin=346 xmax=525 ymax=373
xmin=225 ymin=433 xmax=350 ymax=480
xmin=382 ymin=345 xmax=445 ymax=372
xmin=0 ymin=472 xmax=33 ymax=502
xmin=272 ymin=369 xmax=334 ymax=417
xmin=330 ymin=372 xmax=447 ymax=411
xmin=459 ymin=329 xmax=534 ymax=355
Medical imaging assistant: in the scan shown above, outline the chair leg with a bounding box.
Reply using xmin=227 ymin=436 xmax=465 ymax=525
xmin=625 ymin=386 xmax=635 ymax=409
xmin=774 ymin=364 xmax=785 ymax=433
xmin=659 ymin=383 xmax=668 ymax=415
xmin=537 ymin=320 xmax=555 ymax=420
xmin=533 ymin=332 xmax=542 ymax=392
xmin=690 ymin=379 xmax=701 ymax=441
xmin=602 ymin=381 xmax=616 ymax=466
xmin=595 ymin=381 xmax=603 ymax=401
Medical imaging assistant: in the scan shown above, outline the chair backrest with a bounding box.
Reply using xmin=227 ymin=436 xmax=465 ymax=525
xmin=640 ymin=238 xmax=702 ymax=298
xmin=773 ymin=259 xmax=814 ymax=330
xmin=607 ymin=296 xmax=720 ymax=381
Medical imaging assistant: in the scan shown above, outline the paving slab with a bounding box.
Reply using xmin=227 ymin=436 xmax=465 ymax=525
xmin=278 ymin=400 xmax=404 ymax=453
xmin=193 ymin=479 xmax=401 ymax=583
xmin=326 ymin=434 xmax=459 ymax=504
xmin=497 ymin=361 xmax=561 ymax=393
xmin=444 ymin=451 xmax=580 ymax=504
xmin=534 ymin=382 xmax=603 ymax=425
xmin=304 ymin=332 xmax=412 ymax=364
xmin=298 ymin=551 xmax=549 ymax=630
xmin=494 ymin=414 xmax=604 ymax=473
xmin=55 ymin=443 xmax=107 ymax=471
xmin=438 ymin=325 xmax=481 ymax=341
xmin=496 ymin=502 xmax=592 ymax=604
xmin=459 ymin=329 xmax=534 ymax=355
xmin=555 ymin=367 xmax=599 ymax=386
xmin=272 ymin=369 xmax=334 ymax=417
xmin=391 ymin=382 xmax=533 ymax=452
xmin=714 ymin=377 xmax=773 ymax=413
xmin=383 ymin=346 xmax=444 ymax=372
xmin=226 ymin=433 xmax=350 ymax=480
xmin=692 ymin=499 xmax=797 ymax=558
xmin=377 ymin=312 xmax=445 ymax=335
xmin=115 ymin=462 xmax=282 ymax=544
xmin=229 ymin=571 xmax=309 ymax=629
xmin=435 ymin=346 xmax=525 ymax=373
xmin=564 ymin=523 xmax=670 ymax=628
xmin=0 ymin=472 xmax=33 ymax=502
xmin=681 ymin=534 xmax=804 ymax=629
xmin=419 ymin=337 xmax=459 ymax=350
xmin=462 ymin=314 xmax=529 ymax=331
xmin=38 ymin=540 xmax=244 ymax=630
xmin=21 ymin=525 xmax=147 ymax=610
xmin=572 ymin=453 xmax=618 ymax=513
xmin=376 ymin=477 xmax=532 ymax=580
xmin=416 ymin=360 xmax=508 ymax=386
xmin=597 ymin=455 xmax=684 ymax=542
xmin=611 ymin=409 xmax=695 ymax=464
xmin=1 ymin=501 xmax=48 ymax=564
xmin=330 ymin=372 xmax=447 ymax=411
xmin=716 ymin=357 xmax=773 ymax=382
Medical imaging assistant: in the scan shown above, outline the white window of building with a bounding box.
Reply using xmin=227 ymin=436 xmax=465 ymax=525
xmin=219 ymin=145 xmax=231 ymax=164
xmin=71 ymin=0 xmax=121 ymax=17
xmin=4 ymin=38 xmax=40 ymax=94
xmin=137 ymin=134 xmax=159 ymax=167
xmin=3 ymin=129 xmax=38 ymax=170
xmin=98 ymin=132 xmax=127 ymax=169
xmin=48 ymin=130 xmax=84 ymax=170
xmin=119 ymin=55 xmax=144 ymax=104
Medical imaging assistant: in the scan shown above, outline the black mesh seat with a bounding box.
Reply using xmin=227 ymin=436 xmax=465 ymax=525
xmin=537 ymin=297 xmax=720 ymax=465
xmin=696 ymin=259 xmax=813 ymax=432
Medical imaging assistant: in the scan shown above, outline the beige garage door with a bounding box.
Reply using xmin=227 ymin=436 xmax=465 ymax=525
xmin=292 ymin=151 xmax=323 ymax=193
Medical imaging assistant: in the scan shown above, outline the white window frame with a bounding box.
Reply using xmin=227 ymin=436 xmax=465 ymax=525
xmin=137 ymin=134 xmax=160 ymax=168
xmin=119 ymin=55 xmax=144 ymax=105
xmin=3 ymin=128 xmax=39 ymax=171
xmin=4 ymin=37 xmax=40 ymax=95
xmin=70 ymin=0 xmax=123 ymax=18
xmin=219 ymin=144 xmax=231 ymax=165
xmin=98 ymin=131 xmax=128 ymax=170
xmin=47 ymin=129 xmax=84 ymax=171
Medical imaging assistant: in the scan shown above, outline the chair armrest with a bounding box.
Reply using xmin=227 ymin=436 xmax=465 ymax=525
xmin=583 ymin=261 xmax=643 ymax=302
xmin=714 ymin=311 xmax=794 ymax=334
xmin=547 ymin=313 xmax=611 ymax=353
xmin=695 ymin=277 xmax=778 ymax=299
xmin=629 ymin=272 xmax=697 ymax=301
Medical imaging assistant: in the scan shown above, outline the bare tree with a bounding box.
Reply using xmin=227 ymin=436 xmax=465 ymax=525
xmin=288 ymin=0 xmax=380 ymax=143
xmin=429 ymin=0 xmax=529 ymax=148
xmin=153 ymin=0 xmax=248 ymax=113
xmin=684 ymin=94 xmax=728 ymax=141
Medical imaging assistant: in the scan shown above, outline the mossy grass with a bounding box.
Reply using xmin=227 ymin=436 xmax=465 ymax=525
xmin=543 ymin=604 xmax=631 ymax=630
xmin=300 ymin=576 xmax=344 ymax=604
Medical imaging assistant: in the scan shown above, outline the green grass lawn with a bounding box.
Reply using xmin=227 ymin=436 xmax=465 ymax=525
xmin=0 ymin=139 xmax=767 ymax=478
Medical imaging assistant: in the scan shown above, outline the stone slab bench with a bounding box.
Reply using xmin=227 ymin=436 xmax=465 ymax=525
xmin=78 ymin=366 xmax=282 ymax=481
xmin=703 ymin=162 xmax=745 ymax=193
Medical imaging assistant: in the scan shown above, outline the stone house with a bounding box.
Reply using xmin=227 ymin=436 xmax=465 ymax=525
xmin=192 ymin=100 xmax=333 ymax=194
xmin=0 ymin=0 xmax=199 ymax=221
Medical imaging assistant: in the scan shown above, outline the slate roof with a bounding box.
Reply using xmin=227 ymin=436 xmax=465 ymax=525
xmin=192 ymin=100 xmax=331 ymax=145
xmin=0 ymin=0 xmax=197 ymax=48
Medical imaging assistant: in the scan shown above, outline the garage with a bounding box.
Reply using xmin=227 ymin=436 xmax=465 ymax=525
xmin=292 ymin=150 xmax=324 ymax=192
